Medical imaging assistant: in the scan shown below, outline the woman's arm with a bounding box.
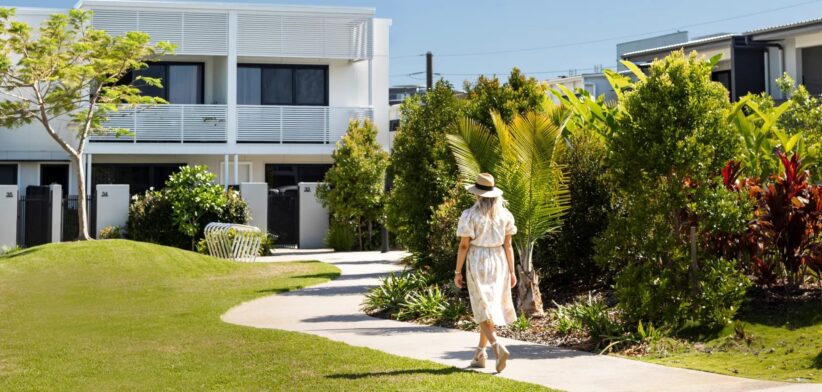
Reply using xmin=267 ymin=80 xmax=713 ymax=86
xmin=454 ymin=236 xmax=471 ymax=288
xmin=504 ymin=234 xmax=517 ymax=288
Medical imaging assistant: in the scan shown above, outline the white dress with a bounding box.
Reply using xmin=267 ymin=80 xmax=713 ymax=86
xmin=456 ymin=205 xmax=518 ymax=326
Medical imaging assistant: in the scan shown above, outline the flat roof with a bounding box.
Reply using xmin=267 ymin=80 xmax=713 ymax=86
xmin=75 ymin=0 xmax=375 ymax=16
xmin=622 ymin=34 xmax=734 ymax=58
xmin=747 ymin=17 xmax=822 ymax=36
xmin=623 ymin=17 xmax=822 ymax=59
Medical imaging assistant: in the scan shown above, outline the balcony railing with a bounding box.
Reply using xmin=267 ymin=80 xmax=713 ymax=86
xmin=92 ymin=105 xmax=228 ymax=143
xmin=237 ymin=105 xmax=373 ymax=144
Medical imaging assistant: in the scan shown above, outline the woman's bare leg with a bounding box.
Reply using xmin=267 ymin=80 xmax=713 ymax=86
xmin=477 ymin=328 xmax=489 ymax=348
xmin=479 ymin=321 xmax=497 ymax=345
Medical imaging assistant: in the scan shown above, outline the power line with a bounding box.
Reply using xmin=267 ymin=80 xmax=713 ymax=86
xmin=391 ymin=66 xmax=617 ymax=79
xmin=388 ymin=0 xmax=822 ymax=59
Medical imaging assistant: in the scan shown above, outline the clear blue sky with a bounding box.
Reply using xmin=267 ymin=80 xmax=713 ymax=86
xmin=4 ymin=0 xmax=822 ymax=87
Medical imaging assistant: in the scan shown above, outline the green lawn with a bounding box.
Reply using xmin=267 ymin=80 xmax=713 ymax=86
xmin=0 ymin=240 xmax=549 ymax=391
xmin=638 ymin=299 xmax=822 ymax=383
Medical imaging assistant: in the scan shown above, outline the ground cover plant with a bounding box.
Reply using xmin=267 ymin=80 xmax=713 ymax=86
xmin=0 ymin=240 xmax=550 ymax=391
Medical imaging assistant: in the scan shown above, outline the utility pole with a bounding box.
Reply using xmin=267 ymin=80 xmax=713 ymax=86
xmin=426 ymin=51 xmax=433 ymax=90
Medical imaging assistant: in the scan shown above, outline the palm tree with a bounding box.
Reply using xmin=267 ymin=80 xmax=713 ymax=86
xmin=446 ymin=110 xmax=570 ymax=316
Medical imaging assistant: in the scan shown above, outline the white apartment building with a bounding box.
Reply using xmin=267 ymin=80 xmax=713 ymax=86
xmin=0 ymin=0 xmax=390 ymax=200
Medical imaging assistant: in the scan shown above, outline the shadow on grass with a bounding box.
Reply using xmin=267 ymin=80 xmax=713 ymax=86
xmin=326 ymin=367 xmax=464 ymax=380
xmin=0 ymin=247 xmax=39 ymax=259
xmin=813 ymin=352 xmax=822 ymax=369
xmin=737 ymin=300 xmax=822 ymax=329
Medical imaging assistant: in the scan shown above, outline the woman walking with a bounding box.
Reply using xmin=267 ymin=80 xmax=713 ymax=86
xmin=454 ymin=173 xmax=518 ymax=373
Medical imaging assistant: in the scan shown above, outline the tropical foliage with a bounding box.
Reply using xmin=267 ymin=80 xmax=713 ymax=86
xmin=0 ymin=8 xmax=172 ymax=240
xmin=446 ymin=109 xmax=570 ymax=316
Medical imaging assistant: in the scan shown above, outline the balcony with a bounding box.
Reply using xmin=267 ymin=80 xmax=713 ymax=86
xmin=92 ymin=105 xmax=228 ymax=143
xmin=237 ymin=105 xmax=373 ymax=144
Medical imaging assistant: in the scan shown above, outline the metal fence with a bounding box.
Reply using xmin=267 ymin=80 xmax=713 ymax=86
xmin=62 ymin=196 xmax=96 ymax=241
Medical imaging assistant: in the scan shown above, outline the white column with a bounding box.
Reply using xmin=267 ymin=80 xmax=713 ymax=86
xmin=85 ymin=153 xmax=92 ymax=197
xmin=223 ymin=154 xmax=229 ymax=191
xmin=226 ymin=11 xmax=238 ymax=148
xmin=0 ymin=185 xmax=17 ymax=248
xmin=49 ymin=184 xmax=62 ymax=243
xmin=233 ymin=154 xmax=239 ymax=186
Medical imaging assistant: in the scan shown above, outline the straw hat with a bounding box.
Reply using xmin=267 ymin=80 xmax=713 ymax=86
xmin=465 ymin=173 xmax=503 ymax=198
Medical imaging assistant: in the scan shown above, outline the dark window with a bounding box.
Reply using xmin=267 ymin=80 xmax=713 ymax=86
xmin=264 ymin=164 xmax=331 ymax=190
xmin=237 ymin=67 xmax=261 ymax=105
xmin=0 ymin=164 xmax=16 ymax=185
xmin=40 ymin=164 xmax=69 ymax=196
xmin=711 ymin=71 xmax=732 ymax=94
xmin=238 ymin=64 xmax=328 ymax=106
xmin=92 ymin=164 xmax=185 ymax=196
xmin=802 ymin=46 xmax=822 ymax=96
xmin=262 ymin=68 xmax=293 ymax=105
xmin=126 ymin=62 xmax=204 ymax=104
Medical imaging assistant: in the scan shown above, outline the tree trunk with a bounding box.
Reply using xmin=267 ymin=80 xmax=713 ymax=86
xmin=357 ymin=218 xmax=363 ymax=251
xmin=368 ymin=220 xmax=373 ymax=251
xmin=71 ymin=154 xmax=92 ymax=241
xmin=516 ymin=242 xmax=545 ymax=317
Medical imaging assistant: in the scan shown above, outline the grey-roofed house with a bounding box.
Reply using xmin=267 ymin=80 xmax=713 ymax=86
xmin=622 ymin=18 xmax=822 ymax=101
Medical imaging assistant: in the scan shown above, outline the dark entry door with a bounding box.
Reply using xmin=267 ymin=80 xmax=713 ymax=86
xmin=268 ymin=188 xmax=299 ymax=247
xmin=23 ymin=185 xmax=52 ymax=247
xmin=40 ymin=164 xmax=69 ymax=196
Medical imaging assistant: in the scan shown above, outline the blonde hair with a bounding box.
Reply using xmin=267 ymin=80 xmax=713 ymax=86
xmin=474 ymin=196 xmax=504 ymax=220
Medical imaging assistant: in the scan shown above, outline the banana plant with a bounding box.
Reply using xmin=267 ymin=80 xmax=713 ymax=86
xmin=727 ymin=96 xmax=795 ymax=179
xmin=446 ymin=110 xmax=570 ymax=317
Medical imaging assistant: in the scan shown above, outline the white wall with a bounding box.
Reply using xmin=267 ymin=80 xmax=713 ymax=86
xmin=0 ymin=185 xmax=17 ymax=248
xmin=240 ymin=182 xmax=268 ymax=232
xmin=95 ymin=184 xmax=130 ymax=236
xmin=372 ymin=18 xmax=391 ymax=151
xmin=297 ymin=182 xmax=328 ymax=249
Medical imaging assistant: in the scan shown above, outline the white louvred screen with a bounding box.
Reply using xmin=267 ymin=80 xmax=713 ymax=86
xmin=90 ymin=8 xmax=228 ymax=56
xmin=238 ymin=13 xmax=372 ymax=60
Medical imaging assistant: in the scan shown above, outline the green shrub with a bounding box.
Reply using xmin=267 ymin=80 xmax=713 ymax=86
xmin=397 ymin=286 xmax=448 ymax=322
xmin=127 ymin=190 xmax=188 ymax=249
xmin=325 ymin=219 xmax=357 ymax=251
xmin=98 ymin=226 xmax=123 ymax=239
xmin=538 ymin=129 xmax=612 ymax=285
xmin=362 ymin=270 xmax=431 ymax=315
xmin=597 ymin=51 xmax=747 ymax=330
xmin=419 ymin=186 xmax=473 ymax=283
xmin=441 ymin=298 xmax=470 ymax=323
xmin=127 ymin=166 xmax=249 ymax=250
xmin=510 ymin=313 xmax=531 ymax=332
xmin=552 ymin=294 xmax=621 ymax=342
xmin=615 ymin=257 xmax=749 ymax=331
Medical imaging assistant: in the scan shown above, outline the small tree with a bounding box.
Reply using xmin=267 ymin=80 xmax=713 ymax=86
xmin=386 ymin=80 xmax=464 ymax=255
xmin=0 ymin=8 xmax=172 ymax=240
xmin=318 ymin=119 xmax=388 ymax=251
xmin=463 ymin=67 xmax=546 ymax=131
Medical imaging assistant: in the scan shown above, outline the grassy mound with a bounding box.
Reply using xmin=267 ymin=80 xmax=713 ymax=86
xmin=0 ymin=240 xmax=547 ymax=391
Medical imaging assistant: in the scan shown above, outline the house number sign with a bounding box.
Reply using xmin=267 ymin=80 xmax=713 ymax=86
xmin=4 ymin=192 xmax=12 ymax=198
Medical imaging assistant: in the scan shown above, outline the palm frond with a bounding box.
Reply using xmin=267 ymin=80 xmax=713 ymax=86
xmin=445 ymin=116 xmax=500 ymax=184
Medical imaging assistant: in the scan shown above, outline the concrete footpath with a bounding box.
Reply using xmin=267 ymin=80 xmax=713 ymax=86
xmin=222 ymin=251 xmax=818 ymax=392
